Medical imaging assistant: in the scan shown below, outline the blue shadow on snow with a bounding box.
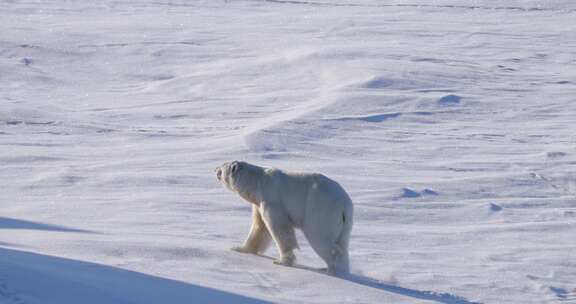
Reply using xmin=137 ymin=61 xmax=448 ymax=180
xmin=342 ymin=273 xmax=482 ymax=304
xmin=0 ymin=246 xmax=271 ymax=304
xmin=259 ymin=253 xmax=481 ymax=304
xmin=0 ymin=217 xmax=97 ymax=233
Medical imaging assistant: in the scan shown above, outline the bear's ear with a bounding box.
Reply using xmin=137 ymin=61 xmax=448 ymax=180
xmin=231 ymin=162 xmax=242 ymax=174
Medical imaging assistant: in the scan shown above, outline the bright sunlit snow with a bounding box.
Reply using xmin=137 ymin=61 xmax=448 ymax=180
xmin=1 ymin=0 xmax=575 ymax=303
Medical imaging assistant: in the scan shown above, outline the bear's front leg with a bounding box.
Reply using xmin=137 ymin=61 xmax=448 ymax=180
xmin=232 ymin=204 xmax=271 ymax=254
xmin=259 ymin=201 xmax=298 ymax=267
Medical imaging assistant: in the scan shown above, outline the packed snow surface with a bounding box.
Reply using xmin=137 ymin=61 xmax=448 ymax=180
xmin=1 ymin=0 xmax=576 ymax=303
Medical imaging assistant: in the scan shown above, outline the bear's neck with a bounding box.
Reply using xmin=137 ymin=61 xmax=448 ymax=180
xmin=238 ymin=190 xmax=260 ymax=206
xmin=234 ymin=170 xmax=263 ymax=206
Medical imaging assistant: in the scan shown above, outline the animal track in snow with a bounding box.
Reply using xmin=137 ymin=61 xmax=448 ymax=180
xmin=489 ymin=203 xmax=503 ymax=212
xmin=437 ymin=94 xmax=462 ymax=105
xmin=401 ymin=188 xmax=440 ymax=198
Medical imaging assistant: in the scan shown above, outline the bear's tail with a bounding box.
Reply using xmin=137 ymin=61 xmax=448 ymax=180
xmin=332 ymin=203 xmax=353 ymax=275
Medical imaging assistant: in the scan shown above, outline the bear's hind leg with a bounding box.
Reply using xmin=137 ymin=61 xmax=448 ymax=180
xmin=308 ymin=238 xmax=349 ymax=275
xmin=232 ymin=205 xmax=271 ymax=254
xmin=259 ymin=202 xmax=298 ymax=267
xmin=304 ymin=223 xmax=349 ymax=275
xmin=328 ymin=244 xmax=349 ymax=275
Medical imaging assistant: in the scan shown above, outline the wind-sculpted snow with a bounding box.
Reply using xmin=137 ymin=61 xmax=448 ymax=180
xmin=1 ymin=0 xmax=575 ymax=303
xmin=0 ymin=247 xmax=270 ymax=304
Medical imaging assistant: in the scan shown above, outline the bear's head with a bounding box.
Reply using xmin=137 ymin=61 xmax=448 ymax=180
xmin=215 ymin=161 xmax=263 ymax=204
xmin=215 ymin=161 xmax=246 ymax=190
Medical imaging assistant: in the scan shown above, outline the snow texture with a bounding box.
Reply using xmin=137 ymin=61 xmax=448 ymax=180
xmin=1 ymin=0 xmax=576 ymax=303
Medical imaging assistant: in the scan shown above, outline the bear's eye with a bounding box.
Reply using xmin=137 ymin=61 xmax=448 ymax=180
xmin=231 ymin=162 xmax=242 ymax=173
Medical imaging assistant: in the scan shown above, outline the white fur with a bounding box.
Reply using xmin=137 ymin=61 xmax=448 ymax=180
xmin=216 ymin=161 xmax=353 ymax=275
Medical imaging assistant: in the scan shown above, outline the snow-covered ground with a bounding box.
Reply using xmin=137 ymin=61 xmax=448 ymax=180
xmin=1 ymin=0 xmax=575 ymax=303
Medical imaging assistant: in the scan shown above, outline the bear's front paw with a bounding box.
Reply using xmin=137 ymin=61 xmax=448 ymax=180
xmin=231 ymin=246 xmax=249 ymax=253
xmin=232 ymin=246 xmax=257 ymax=254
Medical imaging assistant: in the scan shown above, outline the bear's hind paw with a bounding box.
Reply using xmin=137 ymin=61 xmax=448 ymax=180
xmin=273 ymin=255 xmax=295 ymax=267
xmin=273 ymin=259 xmax=292 ymax=267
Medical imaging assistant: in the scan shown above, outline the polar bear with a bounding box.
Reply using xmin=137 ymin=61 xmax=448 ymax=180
xmin=215 ymin=161 xmax=353 ymax=275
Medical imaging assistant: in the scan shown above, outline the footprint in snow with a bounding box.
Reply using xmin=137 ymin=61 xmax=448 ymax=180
xmin=401 ymin=188 xmax=439 ymax=198
xmin=549 ymin=286 xmax=576 ymax=301
xmin=546 ymin=151 xmax=567 ymax=159
xmin=402 ymin=188 xmax=421 ymax=198
xmin=489 ymin=203 xmax=503 ymax=212
xmin=437 ymin=94 xmax=461 ymax=105
xmin=20 ymin=58 xmax=33 ymax=66
xmin=422 ymin=189 xmax=439 ymax=196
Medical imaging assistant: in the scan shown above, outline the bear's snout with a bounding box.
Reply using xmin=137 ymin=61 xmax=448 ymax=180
xmin=216 ymin=168 xmax=222 ymax=181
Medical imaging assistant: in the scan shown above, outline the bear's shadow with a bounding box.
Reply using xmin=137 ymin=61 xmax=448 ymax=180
xmin=257 ymin=254 xmax=481 ymax=304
